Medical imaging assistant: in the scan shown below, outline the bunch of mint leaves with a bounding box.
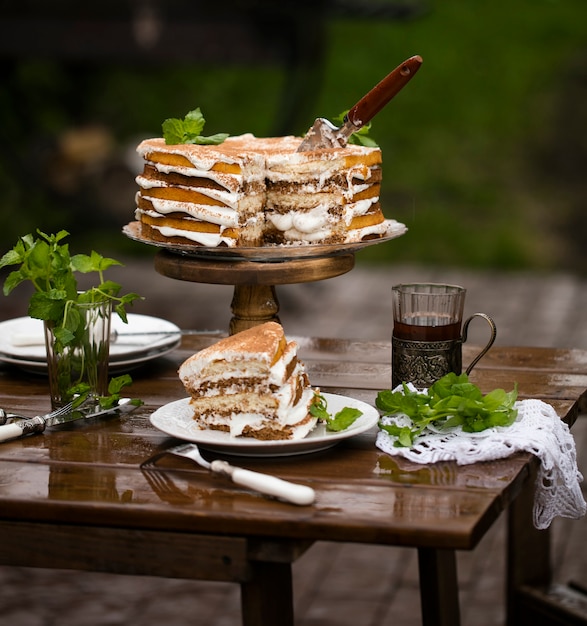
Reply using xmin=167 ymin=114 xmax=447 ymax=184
xmin=162 ymin=108 xmax=229 ymax=145
xmin=310 ymin=393 xmax=363 ymax=431
xmin=376 ymin=372 xmax=518 ymax=448
xmin=70 ymin=374 xmax=137 ymax=410
xmin=0 ymin=230 xmax=143 ymax=406
xmin=333 ymin=110 xmax=378 ymax=147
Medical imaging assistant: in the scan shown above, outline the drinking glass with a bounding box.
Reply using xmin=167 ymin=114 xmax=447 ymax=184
xmin=391 ymin=283 xmax=496 ymax=389
xmin=44 ymin=300 xmax=111 ymax=409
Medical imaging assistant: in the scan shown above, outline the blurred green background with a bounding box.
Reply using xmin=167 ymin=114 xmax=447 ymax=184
xmin=1 ymin=0 xmax=586 ymax=272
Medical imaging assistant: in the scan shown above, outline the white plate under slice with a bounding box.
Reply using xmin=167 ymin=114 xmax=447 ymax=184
xmin=149 ymin=393 xmax=379 ymax=457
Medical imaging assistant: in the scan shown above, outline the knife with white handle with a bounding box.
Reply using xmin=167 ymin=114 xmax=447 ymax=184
xmin=0 ymin=398 xmax=137 ymax=442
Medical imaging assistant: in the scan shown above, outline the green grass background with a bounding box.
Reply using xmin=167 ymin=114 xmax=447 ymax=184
xmin=1 ymin=0 xmax=586 ymax=272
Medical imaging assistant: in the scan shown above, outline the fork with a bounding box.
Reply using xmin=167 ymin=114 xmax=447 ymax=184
xmin=142 ymin=466 xmax=195 ymax=505
xmin=141 ymin=442 xmax=316 ymax=506
xmin=0 ymin=401 xmax=76 ymax=425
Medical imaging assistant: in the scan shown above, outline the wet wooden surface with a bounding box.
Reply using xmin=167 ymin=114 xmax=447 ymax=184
xmin=0 ymin=335 xmax=585 ymax=625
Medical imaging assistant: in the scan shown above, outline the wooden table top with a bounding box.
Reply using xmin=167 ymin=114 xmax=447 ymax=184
xmin=1 ymin=336 xmax=586 ymax=552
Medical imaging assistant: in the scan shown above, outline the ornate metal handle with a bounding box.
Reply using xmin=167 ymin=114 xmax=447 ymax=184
xmin=462 ymin=313 xmax=497 ymax=375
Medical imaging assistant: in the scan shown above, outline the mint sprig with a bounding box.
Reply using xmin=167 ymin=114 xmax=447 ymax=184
xmin=1 ymin=230 xmax=142 ymax=329
xmin=162 ymin=108 xmax=229 ymax=145
xmin=1 ymin=230 xmax=143 ymax=405
xmin=70 ymin=374 xmax=144 ymax=410
xmin=376 ymin=372 xmax=518 ymax=447
xmin=310 ymin=392 xmax=363 ymax=431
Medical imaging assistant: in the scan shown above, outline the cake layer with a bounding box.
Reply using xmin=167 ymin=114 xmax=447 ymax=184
xmin=265 ymin=198 xmax=385 ymax=244
xmin=135 ymin=205 xmax=262 ymax=247
xmin=179 ymin=322 xmax=289 ymax=385
xmin=190 ymin=390 xmax=318 ymax=440
xmin=137 ymin=137 xmax=261 ymax=172
xmin=187 ymin=370 xmax=308 ymax=421
xmin=136 ymin=137 xmax=266 ymax=247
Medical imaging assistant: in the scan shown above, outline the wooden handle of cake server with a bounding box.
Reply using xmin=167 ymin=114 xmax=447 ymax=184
xmin=210 ymin=460 xmax=316 ymax=505
xmin=346 ymin=55 xmax=422 ymax=128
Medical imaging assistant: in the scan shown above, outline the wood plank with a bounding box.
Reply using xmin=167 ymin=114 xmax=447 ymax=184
xmin=0 ymin=521 xmax=250 ymax=582
xmin=511 ymin=584 xmax=587 ymax=626
xmin=470 ymin=346 xmax=587 ymax=374
xmin=0 ymin=439 xmax=530 ymax=550
xmin=468 ymin=368 xmax=587 ymax=402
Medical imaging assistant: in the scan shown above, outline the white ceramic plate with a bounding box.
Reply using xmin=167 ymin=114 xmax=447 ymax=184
xmin=149 ymin=393 xmax=379 ymax=457
xmin=123 ymin=219 xmax=407 ymax=261
xmin=0 ymin=314 xmax=181 ymax=372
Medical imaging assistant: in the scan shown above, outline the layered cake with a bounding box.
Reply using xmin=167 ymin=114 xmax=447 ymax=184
xmin=135 ymin=134 xmax=387 ymax=247
xmin=178 ymin=322 xmax=318 ymax=440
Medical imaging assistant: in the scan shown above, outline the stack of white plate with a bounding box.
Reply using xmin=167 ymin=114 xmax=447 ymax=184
xmin=0 ymin=314 xmax=181 ymax=373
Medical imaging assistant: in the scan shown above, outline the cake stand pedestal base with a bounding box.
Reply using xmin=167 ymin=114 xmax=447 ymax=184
xmin=154 ymin=249 xmax=355 ymax=335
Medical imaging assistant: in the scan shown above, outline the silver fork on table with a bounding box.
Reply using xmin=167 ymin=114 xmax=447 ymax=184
xmin=0 ymin=401 xmax=76 ymax=426
xmin=141 ymin=442 xmax=316 ymax=506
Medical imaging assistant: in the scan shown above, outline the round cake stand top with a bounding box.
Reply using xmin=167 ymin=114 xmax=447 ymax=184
xmin=154 ymin=249 xmax=355 ymax=286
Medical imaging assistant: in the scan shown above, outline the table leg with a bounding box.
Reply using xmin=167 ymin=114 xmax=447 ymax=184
xmin=241 ymin=560 xmax=294 ymax=626
xmin=506 ymin=460 xmax=552 ymax=625
xmin=418 ymin=548 xmax=461 ymax=626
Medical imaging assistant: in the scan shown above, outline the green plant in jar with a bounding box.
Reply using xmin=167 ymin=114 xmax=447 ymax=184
xmin=0 ymin=230 xmax=142 ymax=406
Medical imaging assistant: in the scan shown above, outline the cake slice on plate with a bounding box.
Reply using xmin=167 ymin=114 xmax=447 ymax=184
xmin=178 ymin=322 xmax=318 ymax=440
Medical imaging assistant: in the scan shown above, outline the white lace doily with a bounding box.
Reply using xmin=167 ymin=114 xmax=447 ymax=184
xmin=376 ymin=397 xmax=586 ymax=529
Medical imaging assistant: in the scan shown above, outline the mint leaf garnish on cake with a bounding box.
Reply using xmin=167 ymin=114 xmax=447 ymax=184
xmin=162 ymin=108 xmax=229 ymax=145
xmin=311 ymin=393 xmax=363 ymax=431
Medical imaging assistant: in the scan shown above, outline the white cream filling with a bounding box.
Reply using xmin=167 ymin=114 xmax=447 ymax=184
xmin=207 ymin=387 xmax=317 ymax=438
xmin=345 ymin=221 xmax=389 ymax=241
xmin=148 ymin=223 xmax=237 ymax=247
xmin=136 ymin=175 xmax=243 ymax=209
xmin=349 ymin=182 xmax=370 ymax=194
xmin=281 ymin=227 xmax=335 ymax=243
xmin=151 ymin=161 xmax=244 ymax=186
xmin=267 ymin=205 xmax=333 ymax=235
xmin=138 ymin=195 xmax=239 ymax=227
xmin=137 ymin=140 xmax=242 ymax=170
xmin=267 ymin=343 xmax=298 ymax=386
xmin=343 ymin=198 xmax=378 ymax=224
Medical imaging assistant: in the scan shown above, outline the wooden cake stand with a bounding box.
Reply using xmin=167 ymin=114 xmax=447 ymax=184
xmin=154 ymin=248 xmax=355 ymax=335
xmin=124 ymin=220 xmax=406 ymax=335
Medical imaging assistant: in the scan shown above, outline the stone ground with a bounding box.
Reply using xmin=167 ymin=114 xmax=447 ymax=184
xmin=0 ymin=260 xmax=586 ymax=626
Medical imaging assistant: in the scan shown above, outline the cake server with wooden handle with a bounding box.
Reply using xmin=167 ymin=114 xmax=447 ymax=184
xmin=297 ymin=54 xmax=422 ymax=152
xmin=141 ymin=442 xmax=316 ymax=506
xmin=0 ymin=398 xmax=137 ymax=442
